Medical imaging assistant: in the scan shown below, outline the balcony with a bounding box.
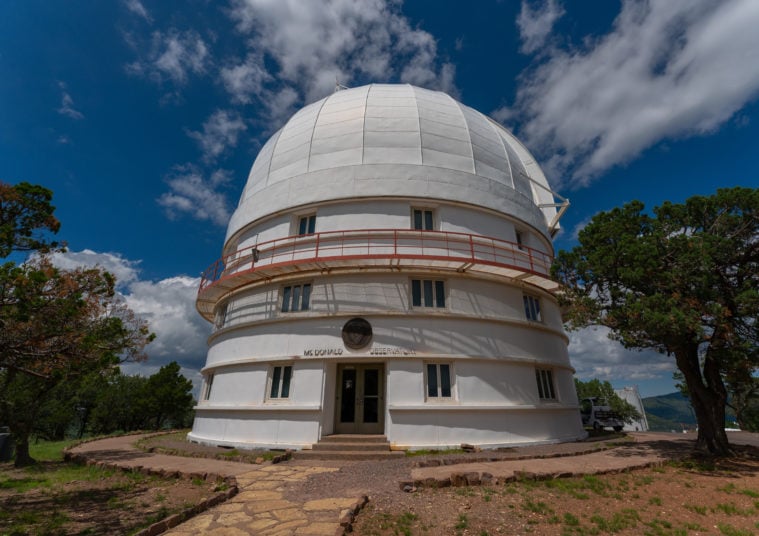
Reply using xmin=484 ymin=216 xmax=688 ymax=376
xmin=196 ymin=229 xmax=559 ymax=319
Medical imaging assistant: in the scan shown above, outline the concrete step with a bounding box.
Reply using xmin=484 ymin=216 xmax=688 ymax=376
xmin=311 ymin=442 xmax=392 ymax=452
xmin=318 ymin=434 xmax=388 ymax=444
xmin=294 ymin=450 xmax=406 ymax=461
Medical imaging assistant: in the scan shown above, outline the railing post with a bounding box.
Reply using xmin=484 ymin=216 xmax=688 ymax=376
xmin=470 ymin=234 xmax=474 ymax=260
xmin=315 ymin=232 xmax=320 ymax=260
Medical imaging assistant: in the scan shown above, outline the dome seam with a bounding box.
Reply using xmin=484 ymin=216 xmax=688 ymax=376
xmin=306 ymin=91 xmax=333 ymax=174
xmin=451 ymin=100 xmax=476 ymax=175
xmin=481 ymin=110 xmax=516 ymax=190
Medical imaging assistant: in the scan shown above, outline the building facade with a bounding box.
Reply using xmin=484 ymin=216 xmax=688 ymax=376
xmin=189 ymin=83 xmax=585 ymax=450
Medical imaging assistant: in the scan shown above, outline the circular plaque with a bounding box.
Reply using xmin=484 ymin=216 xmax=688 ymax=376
xmin=342 ymin=318 xmax=373 ymax=349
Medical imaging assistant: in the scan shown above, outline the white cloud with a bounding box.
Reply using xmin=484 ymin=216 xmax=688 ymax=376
xmin=57 ymin=82 xmax=84 ymax=120
xmin=568 ymin=326 xmax=675 ymax=382
xmin=220 ymin=54 xmax=272 ymax=104
xmin=126 ymin=29 xmax=209 ymax=86
xmin=513 ymin=0 xmax=759 ymax=187
xmin=224 ymin=0 xmax=457 ymax=123
xmin=157 ymin=165 xmax=232 ymax=225
xmin=124 ymin=0 xmax=152 ymax=22
xmin=49 ymin=250 xmax=211 ymax=376
xmin=517 ymin=0 xmax=565 ymax=54
xmin=48 ymin=249 xmax=140 ymax=287
xmin=187 ymin=110 xmax=247 ymax=161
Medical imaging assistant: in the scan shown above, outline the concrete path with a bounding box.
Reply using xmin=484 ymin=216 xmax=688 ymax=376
xmin=69 ymin=435 xmax=365 ymax=535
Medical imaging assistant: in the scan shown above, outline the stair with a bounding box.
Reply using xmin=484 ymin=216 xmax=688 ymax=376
xmin=294 ymin=434 xmax=406 ymax=460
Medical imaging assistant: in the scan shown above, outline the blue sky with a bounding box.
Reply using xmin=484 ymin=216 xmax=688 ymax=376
xmin=2 ymin=0 xmax=758 ymax=397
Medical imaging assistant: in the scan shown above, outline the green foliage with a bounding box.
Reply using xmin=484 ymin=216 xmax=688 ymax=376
xmin=144 ymin=361 xmax=195 ymax=429
xmin=0 ymin=181 xmax=60 ymax=257
xmin=553 ymin=187 xmax=759 ymax=455
xmin=574 ymin=378 xmax=641 ymax=423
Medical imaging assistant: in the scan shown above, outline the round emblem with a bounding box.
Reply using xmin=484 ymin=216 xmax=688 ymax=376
xmin=342 ymin=318 xmax=373 ymax=350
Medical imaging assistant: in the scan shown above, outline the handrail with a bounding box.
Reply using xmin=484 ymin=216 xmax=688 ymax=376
xmin=198 ymin=229 xmax=553 ymax=294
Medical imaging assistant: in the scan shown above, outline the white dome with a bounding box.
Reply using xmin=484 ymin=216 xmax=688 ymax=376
xmin=227 ymin=84 xmax=559 ymax=243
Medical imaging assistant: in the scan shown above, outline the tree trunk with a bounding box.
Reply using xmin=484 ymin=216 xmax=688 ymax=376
xmin=675 ymin=348 xmax=731 ymax=456
xmin=13 ymin=433 xmax=35 ymax=467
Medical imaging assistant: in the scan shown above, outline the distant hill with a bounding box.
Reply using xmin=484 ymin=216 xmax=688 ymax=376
xmin=642 ymin=391 xmax=737 ymax=432
xmin=642 ymin=392 xmax=696 ymax=432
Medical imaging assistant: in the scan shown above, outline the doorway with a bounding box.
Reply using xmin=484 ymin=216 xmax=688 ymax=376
xmin=335 ymin=364 xmax=385 ymax=434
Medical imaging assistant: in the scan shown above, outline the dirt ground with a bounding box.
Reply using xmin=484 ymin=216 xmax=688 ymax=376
xmin=351 ymin=449 xmax=759 ymax=536
xmin=0 ymin=460 xmax=218 ymax=535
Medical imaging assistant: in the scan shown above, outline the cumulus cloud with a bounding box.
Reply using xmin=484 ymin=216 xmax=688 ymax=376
xmin=48 ymin=250 xmax=211 ymax=377
xmin=220 ymin=54 xmax=272 ymax=104
xmin=224 ymin=0 xmax=457 ymax=123
xmin=124 ymin=0 xmax=151 ymax=22
xmin=57 ymin=82 xmax=84 ymax=120
xmin=48 ymin=249 xmax=140 ymax=287
xmin=568 ymin=326 xmax=675 ymax=382
xmin=186 ymin=110 xmax=247 ymax=161
xmin=126 ymin=29 xmax=209 ymax=86
xmin=517 ymin=0 xmax=565 ymax=54
xmin=157 ymin=165 xmax=232 ymax=226
xmin=513 ymin=0 xmax=759 ymax=187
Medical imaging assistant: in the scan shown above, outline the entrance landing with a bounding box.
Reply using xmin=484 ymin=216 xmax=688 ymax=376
xmin=295 ymin=434 xmax=405 ymax=460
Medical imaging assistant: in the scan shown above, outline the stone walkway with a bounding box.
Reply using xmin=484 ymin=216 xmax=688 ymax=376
xmin=68 ymin=435 xmax=366 ymax=535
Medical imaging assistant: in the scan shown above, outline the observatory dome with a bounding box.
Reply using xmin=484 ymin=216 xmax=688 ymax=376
xmin=227 ymin=84 xmax=559 ymax=244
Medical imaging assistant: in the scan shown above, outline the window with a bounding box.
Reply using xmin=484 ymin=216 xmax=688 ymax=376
xmin=203 ymin=374 xmax=214 ymax=401
xmin=269 ymin=365 xmax=293 ymax=399
xmin=535 ymin=368 xmax=556 ymax=400
xmin=281 ymin=283 xmax=312 ymax=312
xmin=515 ymin=230 xmax=525 ymax=250
xmin=214 ymin=303 xmax=228 ymax=330
xmin=412 ymin=208 xmax=434 ymax=230
xmin=411 ymin=279 xmax=446 ymax=308
xmin=426 ymin=363 xmax=453 ymax=398
xmin=523 ymin=294 xmax=541 ymax=321
xmin=297 ymin=214 xmax=316 ymax=235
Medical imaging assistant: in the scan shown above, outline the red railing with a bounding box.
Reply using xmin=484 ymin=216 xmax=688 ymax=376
xmin=198 ymin=229 xmax=553 ymax=293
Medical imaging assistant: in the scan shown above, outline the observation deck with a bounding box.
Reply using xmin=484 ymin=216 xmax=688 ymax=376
xmin=196 ymin=229 xmax=559 ymax=320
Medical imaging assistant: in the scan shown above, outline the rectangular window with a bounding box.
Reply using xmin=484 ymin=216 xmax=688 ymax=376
xmin=282 ymin=283 xmax=312 ymax=312
xmin=523 ymin=294 xmax=541 ymax=322
xmin=269 ymin=365 xmax=293 ymax=399
xmin=535 ymin=369 xmax=556 ymax=400
xmin=214 ymin=303 xmax=228 ymax=330
xmin=298 ymin=214 xmax=316 ymax=235
xmin=426 ymin=363 xmax=452 ymax=398
xmin=412 ymin=208 xmax=435 ymax=230
xmin=411 ymin=279 xmax=446 ymax=308
xmin=515 ymin=230 xmax=525 ymax=250
xmin=203 ymin=374 xmax=214 ymax=401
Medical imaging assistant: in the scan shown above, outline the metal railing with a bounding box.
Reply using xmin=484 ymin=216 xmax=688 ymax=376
xmin=198 ymin=229 xmax=553 ymax=294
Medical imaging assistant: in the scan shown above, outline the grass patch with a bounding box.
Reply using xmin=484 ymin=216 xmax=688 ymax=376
xmin=29 ymin=438 xmax=79 ymax=462
xmin=718 ymin=524 xmax=753 ymax=536
xmin=590 ymin=508 xmax=640 ymax=532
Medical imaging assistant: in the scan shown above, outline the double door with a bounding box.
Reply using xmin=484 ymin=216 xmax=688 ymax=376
xmin=335 ymin=364 xmax=384 ymax=434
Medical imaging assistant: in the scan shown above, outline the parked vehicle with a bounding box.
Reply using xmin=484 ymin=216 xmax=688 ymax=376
xmin=580 ymin=397 xmax=624 ymax=432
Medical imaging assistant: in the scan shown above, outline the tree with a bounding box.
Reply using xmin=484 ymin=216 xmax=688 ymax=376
xmin=144 ymin=361 xmax=195 ymax=430
xmin=574 ymin=378 xmax=641 ymax=424
xmin=0 ymin=181 xmax=60 ymax=257
xmin=553 ymin=187 xmax=758 ymax=455
xmin=0 ymin=257 xmax=154 ymax=465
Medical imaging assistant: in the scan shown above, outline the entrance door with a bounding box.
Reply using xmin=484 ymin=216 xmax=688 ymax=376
xmin=335 ymin=364 xmax=384 ymax=434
